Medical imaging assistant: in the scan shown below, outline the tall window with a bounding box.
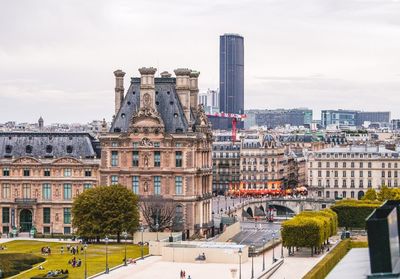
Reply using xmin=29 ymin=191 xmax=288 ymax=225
xmin=111 ymin=175 xmax=119 ymax=185
xmin=44 ymin=168 xmax=51 ymax=177
xmin=132 ymin=151 xmax=139 ymax=167
xmin=2 ymin=208 xmax=10 ymax=223
xmin=111 ymin=151 xmax=119 ymax=166
xmin=43 ymin=208 xmax=51 ymax=224
xmin=84 ymin=169 xmax=92 ymax=177
xmin=154 ymin=176 xmax=161 ymax=195
xmin=84 ymin=183 xmax=92 ymax=190
xmin=63 ymin=208 xmax=71 ymax=224
xmin=351 ymin=180 xmax=355 ymax=188
xmin=2 ymin=184 xmax=10 ymax=199
xmin=42 ymin=184 xmax=52 ymax=200
xmin=368 ymin=180 xmax=372 ymax=188
xmin=23 ymin=184 xmax=31 ymax=199
xmin=63 ymin=184 xmax=72 ymax=200
xmin=175 ymin=151 xmax=182 ymax=167
xmin=64 ymin=168 xmax=72 ymax=177
xmin=3 ymin=168 xmax=10 ymax=176
xmin=175 ymin=176 xmax=183 ymax=195
xmin=23 ymin=168 xmax=30 ymax=177
xmin=132 ymin=176 xmax=139 ymax=195
xmin=154 ymin=151 xmax=161 ymax=167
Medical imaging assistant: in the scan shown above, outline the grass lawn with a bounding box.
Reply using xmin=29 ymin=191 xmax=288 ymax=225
xmin=0 ymin=240 xmax=149 ymax=278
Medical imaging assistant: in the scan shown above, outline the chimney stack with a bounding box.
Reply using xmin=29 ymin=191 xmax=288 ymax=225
xmin=138 ymin=67 xmax=157 ymax=110
xmin=174 ymin=68 xmax=191 ymax=122
xmin=189 ymin=71 xmax=200 ymax=119
xmin=113 ymin=69 xmax=126 ymax=115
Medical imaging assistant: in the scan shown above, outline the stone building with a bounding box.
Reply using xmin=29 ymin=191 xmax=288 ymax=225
xmin=212 ymin=132 xmax=240 ymax=195
xmin=99 ymin=67 xmax=213 ymax=238
xmin=0 ymin=132 xmax=100 ymax=235
xmin=308 ymin=145 xmax=400 ymax=200
xmin=240 ymin=132 xmax=286 ymax=190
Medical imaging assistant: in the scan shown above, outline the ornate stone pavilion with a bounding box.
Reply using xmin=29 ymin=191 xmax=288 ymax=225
xmin=0 ymin=133 xmax=100 ymax=235
xmin=99 ymin=67 xmax=213 ymax=238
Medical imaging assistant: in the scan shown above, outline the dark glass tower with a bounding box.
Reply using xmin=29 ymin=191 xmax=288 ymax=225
xmin=215 ymin=34 xmax=244 ymax=130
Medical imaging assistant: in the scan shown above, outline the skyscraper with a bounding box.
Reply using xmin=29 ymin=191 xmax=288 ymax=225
xmin=211 ymin=34 xmax=244 ymax=130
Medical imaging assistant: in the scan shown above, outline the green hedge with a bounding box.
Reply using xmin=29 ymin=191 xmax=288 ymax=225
xmin=282 ymin=209 xmax=338 ymax=250
xmin=302 ymin=239 xmax=351 ymax=279
xmin=331 ymin=200 xmax=381 ymax=229
xmin=0 ymin=253 xmax=45 ymax=277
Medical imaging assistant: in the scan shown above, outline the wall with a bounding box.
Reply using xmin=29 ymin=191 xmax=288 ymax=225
xmin=162 ymin=244 xmax=249 ymax=264
xmin=215 ymin=221 xmax=241 ymax=242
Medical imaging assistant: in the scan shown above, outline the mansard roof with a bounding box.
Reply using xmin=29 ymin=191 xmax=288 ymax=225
xmin=0 ymin=132 xmax=100 ymax=159
xmin=110 ymin=77 xmax=190 ymax=134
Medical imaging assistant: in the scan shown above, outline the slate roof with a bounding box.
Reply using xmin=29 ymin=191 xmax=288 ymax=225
xmin=111 ymin=77 xmax=190 ymax=134
xmin=0 ymin=132 xmax=100 ymax=159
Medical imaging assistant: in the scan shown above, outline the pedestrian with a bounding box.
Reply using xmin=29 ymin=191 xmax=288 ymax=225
xmin=61 ymin=246 xmax=64 ymax=254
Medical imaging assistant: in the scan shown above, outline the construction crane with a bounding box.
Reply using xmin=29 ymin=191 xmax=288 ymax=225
xmin=207 ymin=112 xmax=247 ymax=142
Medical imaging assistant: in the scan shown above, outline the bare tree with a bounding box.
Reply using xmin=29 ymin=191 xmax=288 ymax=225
xmin=140 ymin=195 xmax=176 ymax=232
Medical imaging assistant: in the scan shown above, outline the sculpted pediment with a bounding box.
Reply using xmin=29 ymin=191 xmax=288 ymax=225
xmin=12 ymin=157 xmax=41 ymax=164
xmin=52 ymin=157 xmax=82 ymax=165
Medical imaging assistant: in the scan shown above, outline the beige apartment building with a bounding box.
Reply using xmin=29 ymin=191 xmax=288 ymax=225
xmin=0 ymin=133 xmax=100 ymax=235
xmin=240 ymin=133 xmax=286 ymax=190
xmin=308 ymin=145 xmax=400 ymax=200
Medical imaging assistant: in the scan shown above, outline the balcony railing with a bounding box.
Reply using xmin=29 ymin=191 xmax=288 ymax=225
xmin=15 ymin=198 xmax=37 ymax=204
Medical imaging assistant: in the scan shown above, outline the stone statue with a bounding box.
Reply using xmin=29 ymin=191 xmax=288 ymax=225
xmin=144 ymin=181 xmax=148 ymax=192
xmin=144 ymin=154 xmax=149 ymax=167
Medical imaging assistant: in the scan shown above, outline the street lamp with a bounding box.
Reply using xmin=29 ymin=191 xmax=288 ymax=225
xmin=250 ymin=244 xmax=255 ymax=279
xmin=140 ymin=224 xmax=144 ymax=260
xmin=84 ymin=243 xmax=88 ymax=279
xmin=105 ymin=236 xmax=109 ymax=274
xmin=155 ymin=222 xmax=159 ymax=241
xmin=262 ymin=238 xmax=266 ymax=271
xmin=280 ymin=228 xmax=284 ymax=258
xmin=238 ymin=248 xmax=242 ymax=279
xmin=272 ymin=232 xmax=276 ymax=263
xmin=123 ymin=231 xmax=128 ymax=266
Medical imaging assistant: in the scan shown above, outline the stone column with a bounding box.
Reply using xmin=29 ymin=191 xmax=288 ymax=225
xmin=113 ymin=69 xmax=126 ymax=115
xmin=138 ymin=67 xmax=157 ymax=109
xmin=189 ymin=71 xmax=200 ymax=121
xmin=174 ymin=68 xmax=191 ymax=122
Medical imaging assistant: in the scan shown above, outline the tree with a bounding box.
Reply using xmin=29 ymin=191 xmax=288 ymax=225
xmin=377 ymin=186 xmax=397 ymax=202
xmin=140 ymin=195 xmax=177 ymax=232
xmin=362 ymin=189 xmax=377 ymax=201
xmin=72 ymin=185 xmax=140 ymax=242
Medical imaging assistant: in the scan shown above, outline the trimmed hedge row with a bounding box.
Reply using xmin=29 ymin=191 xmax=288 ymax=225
xmin=282 ymin=209 xmax=338 ymax=251
xmin=331 ymin=200 xmax=381 ymax=229
xmin=0 ymin=253 xmax=45 ymax=277
xmin=302 ymin=239 xmax=351 ymax=279
xmin=302 ymin=240 xmax=368 ymax=279
xmin=31 ymin=274 xmax=68 ymax=279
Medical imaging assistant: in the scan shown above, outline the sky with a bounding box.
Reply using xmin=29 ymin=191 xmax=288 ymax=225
xmin=0 ymin=0 xmax=400 ymax=123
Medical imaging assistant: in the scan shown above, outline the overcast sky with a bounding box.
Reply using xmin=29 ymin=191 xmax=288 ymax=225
xmin=1 ymin=0 xmax=399 ymax=123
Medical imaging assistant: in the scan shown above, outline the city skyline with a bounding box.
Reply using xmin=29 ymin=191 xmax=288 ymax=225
xmin=1 ymin=0 xmax=400 ymax=123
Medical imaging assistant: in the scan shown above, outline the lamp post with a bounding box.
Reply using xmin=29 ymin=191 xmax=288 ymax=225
xmin=262 ymin=238 xmax=266 ymax=271
xmin=280 ymin=228 xmax=284 ymax=258
xmin=238 ymin=248 xmax=242 ymax=279
xmin=250 ymin=244 xmax=255 ymax=279
xmin=155 ymin=222 xmax=159 ymax=241
xmin=84 ymin=243 xmax=88 ymax=279
xmin=140 ymin=224 xmax=144 ymax=259
xmin=272 ymin=232 xmax=276 ymax=263
xmin=105 ymin=236 xmax=109 ymax=274
xmin=123 ymin=231 xmax=128 ymax=266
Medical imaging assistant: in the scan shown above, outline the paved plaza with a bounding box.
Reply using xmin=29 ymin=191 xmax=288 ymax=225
xmin=96 ymin=240 xmax=338 ymax=279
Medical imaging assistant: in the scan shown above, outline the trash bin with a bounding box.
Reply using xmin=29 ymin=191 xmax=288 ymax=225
xmin=169 ymin=236 xmax=173 ymax=242
xmin=345 ymin=231 xmax=350 ymax=238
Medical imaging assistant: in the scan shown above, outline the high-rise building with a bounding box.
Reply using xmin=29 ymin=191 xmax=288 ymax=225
xmin=212 ymin=34 xmax=244 ymax=130
xmin=322 ymin=110 xmax=391 ymax=128
xmin=198 ymin=89 xmax=219 ymax=113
